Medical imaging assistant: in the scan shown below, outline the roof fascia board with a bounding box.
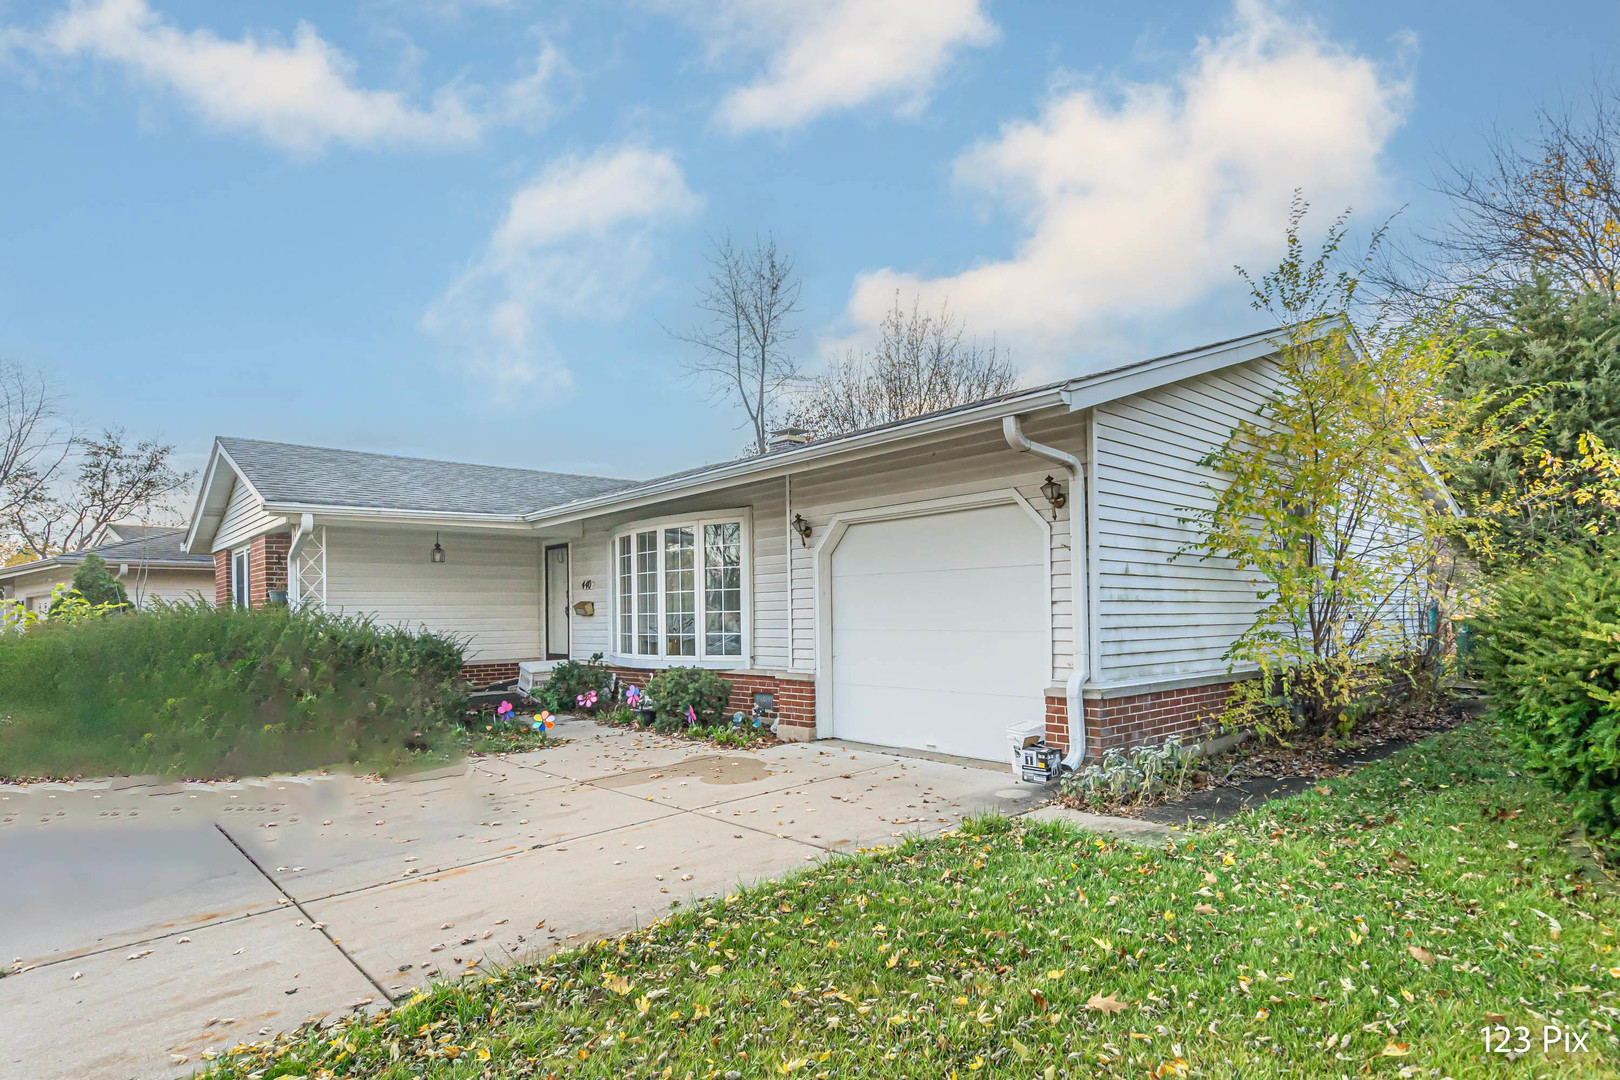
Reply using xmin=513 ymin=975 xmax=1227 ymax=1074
xmin=184 ymin=442 xmax=268 ymax=555
xmin=182 ymin=446 xmax=224 ymax=554
xmin=0 ymin=558 xmax=67 ymax=580
xmin=264 ymin=504 xmax=534 ymax=530
xmin=524 ymin=387 xmax=1070 ymax=527
xmin=1061 ymin=333 xmax=1286 ymax=412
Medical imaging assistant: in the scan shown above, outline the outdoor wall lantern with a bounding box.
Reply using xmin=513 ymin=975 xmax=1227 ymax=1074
xmin=430 ymin=533 xmax=447 ymax=564
xmin=1040 ymin=475 xmax=1067 ymax=519
xmin=792 ymin=513 xmax=813 ymax=546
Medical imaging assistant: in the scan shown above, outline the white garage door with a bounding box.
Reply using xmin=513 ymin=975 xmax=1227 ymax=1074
xmin=829 ymin=502 xmax=1048 ymax=761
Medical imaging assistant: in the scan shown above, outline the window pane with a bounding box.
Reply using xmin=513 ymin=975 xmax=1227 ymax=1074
xmin=635 ymin=530 xmax=658 ymax=655
xmin=616 ymin=535 xmax=633 ymax=654
xmin=703 ymin=522 xmax=742 ymax=656
xmin=663 ymin=527 xmax=695 ymax=656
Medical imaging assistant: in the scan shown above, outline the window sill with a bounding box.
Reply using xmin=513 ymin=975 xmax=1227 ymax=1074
xmin=603 ymin=653 xmax=751 ymax=671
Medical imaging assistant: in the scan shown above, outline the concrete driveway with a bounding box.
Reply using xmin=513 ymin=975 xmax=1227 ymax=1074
xmin=0 ymin=719 xmax=1042 ymax=1080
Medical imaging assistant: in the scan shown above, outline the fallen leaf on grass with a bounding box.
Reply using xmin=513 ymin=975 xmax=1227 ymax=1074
xmin=1194 ymin=903 xmax=1216 ymax=915
xmin=1407 ymin=945 xmax=1434 ymax=966
xmin=1382 ymin=1041 xmax=1410 ymax=1057
xmin=1087 ymin=993 xmax=1128 ymax=1014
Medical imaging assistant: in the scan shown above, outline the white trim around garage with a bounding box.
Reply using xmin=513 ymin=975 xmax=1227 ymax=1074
xmin=811 ymin=487 xmax=1052 ymax=741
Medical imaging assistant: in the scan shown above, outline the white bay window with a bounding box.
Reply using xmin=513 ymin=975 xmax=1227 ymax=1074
xmin=612 ymin=513 xmax=748 ymax=663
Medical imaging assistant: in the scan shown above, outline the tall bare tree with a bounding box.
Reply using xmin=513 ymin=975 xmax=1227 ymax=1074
xmin=10 ymin=429 xmax=192 ymax=557
xmin=670 ymin=234 xmax=802 ymax=456
xmin=0 ymin=363 xmax=70 ymax=527
xmin=788 ymin=294 xmax=1021 ymax=440
xmin=1383 ymin=85 xmax=1620 ymax=305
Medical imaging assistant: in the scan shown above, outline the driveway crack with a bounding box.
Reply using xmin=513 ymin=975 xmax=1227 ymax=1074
xmin=214 ymin=822 xmax=394 ymax=1003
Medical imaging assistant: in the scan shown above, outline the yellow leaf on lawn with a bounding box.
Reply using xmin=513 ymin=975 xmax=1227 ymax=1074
xmin=1011 ymin=1038 xmax=1032 ymax=1061
xmin=886 ymin=952 xmax=899 ymax=969
xmin=475 ymin=1048 xmax=491 ymax=1063
xmin=1382 ymin=1041 xmax=1411 ymax=1057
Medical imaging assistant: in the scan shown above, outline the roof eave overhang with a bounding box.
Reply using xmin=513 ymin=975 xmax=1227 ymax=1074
xmin=1060 ymin=327 xmax=1291 ymax=412
xmin=261 ymin=504 xmax=535 ymax=531
xmin=522 ymin=386 xmax=1073 ymax=528
xmin=184 ymin=442 xmax=270 ymax=555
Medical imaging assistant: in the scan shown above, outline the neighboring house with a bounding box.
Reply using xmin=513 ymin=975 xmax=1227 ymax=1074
xmin=0 ymin=527 xmax=216 ymax=612
xmin=182 ymin=328 xmax=1427 ymax=763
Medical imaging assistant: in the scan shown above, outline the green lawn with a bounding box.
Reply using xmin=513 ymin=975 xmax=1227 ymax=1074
xmin=205 ymin=722 xmax=1619 ymax=1079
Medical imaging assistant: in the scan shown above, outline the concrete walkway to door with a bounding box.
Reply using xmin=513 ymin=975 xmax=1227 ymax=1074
xmin=0 ymin=719 xmax=1043 ymax=1080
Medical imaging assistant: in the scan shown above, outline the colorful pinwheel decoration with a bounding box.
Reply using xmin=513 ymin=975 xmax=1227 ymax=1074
xmin=576 ymin=689 xmax=598 ymax=711
xmin=495 ymin=700 xmax=514 ymax=722
xmin=686 ymin=704 xmax=698 ymax=727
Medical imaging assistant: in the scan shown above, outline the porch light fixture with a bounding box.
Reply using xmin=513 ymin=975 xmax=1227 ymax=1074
xmin=791 ymin=513 xmax=812 ymax=546
xmin=431 ymin=532 xmax=446 ymax=564
xmin=1040 ymin=475 xmax=1067 ymax=519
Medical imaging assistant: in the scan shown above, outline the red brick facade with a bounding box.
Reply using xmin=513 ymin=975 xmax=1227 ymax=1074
xmin=213 ymin=550 xmax=230 ymax=607
xmin=211 ymin=532 xmax=292 ymax=608
xmin=605 ymin=665 xmax=816 ymax=738
xmin=249 ymin=533 xmax=290 ymax=606
xmin=461 ymin=661 xmax=521 ymax=686
xmin=1045 ymin=679 xmax=1237 ymax=759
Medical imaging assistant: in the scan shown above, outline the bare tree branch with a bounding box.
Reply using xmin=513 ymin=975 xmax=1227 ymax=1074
xmin=1380 ymin=83 xmax=1620 ymax=307
xmin=10 ymin=429 xmax=193 ymax=558
xmin=667 ymin=233 xmax=803 ymax=456
xmin=787 ymin=293 xmax=1021 ymax=440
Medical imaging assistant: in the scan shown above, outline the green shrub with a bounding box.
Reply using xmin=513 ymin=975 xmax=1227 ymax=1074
xmin=49 ymin=553 xmax=129 ymax=616
xmin=644 ymin=667 xmax=732 ymax=732
xmin=536 ymin=653 xmax=613 ymax=713
xmin=0 ymin=601 xmax=468 ymax=780
xmin=1469 ymin=538 xmax=1620 ymax=843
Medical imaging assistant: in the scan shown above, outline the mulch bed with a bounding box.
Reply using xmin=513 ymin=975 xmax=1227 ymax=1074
xmin=1062 ymin=699 xmax=1466 ymax=824
xmin=575 ymin=710 xmax=782 ymax=751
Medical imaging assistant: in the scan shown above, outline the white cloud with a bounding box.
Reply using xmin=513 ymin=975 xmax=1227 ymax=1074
xmin=424 ymin=145 xmax=701 ymax=390
xmin=11 ymin=0 xmax=570 ymax=153
xmin=666 ymin=0 xmax=997 ymax=132
xmin=842 ymin=0 xmax=1410 ymax=361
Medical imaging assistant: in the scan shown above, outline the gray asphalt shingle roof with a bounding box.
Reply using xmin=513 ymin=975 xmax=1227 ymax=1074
xmin=84 ymin=529 xmax=211 ymax=565
xmin=217 ymin=437 xmax=639 ymax=517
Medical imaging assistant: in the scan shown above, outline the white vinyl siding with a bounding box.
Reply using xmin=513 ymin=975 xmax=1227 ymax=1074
xmin=787 ymin=418 xmax=1082 ymax=685
xmin=212 ymin=478 xmax=283 ymax=552
xmin=1089 ymin=358 xmax=1281 ymax=683
xmin=322 ymin=526 xmax=542 ymax=663
xmin=4 ymin=565 xmax=213 ymax=611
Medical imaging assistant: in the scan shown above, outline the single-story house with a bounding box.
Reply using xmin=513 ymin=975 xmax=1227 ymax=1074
xmin=182 ymin=327 xmax=1422 ymax=763
xmin=0 ymin=526 xmax=216 ymax=611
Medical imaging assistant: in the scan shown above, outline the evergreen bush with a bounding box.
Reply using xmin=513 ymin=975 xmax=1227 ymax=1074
xmin=1470 ymin=538 xmax=1620 ymax=843
xmin=645 ymin=667 xmax=732 ymax=732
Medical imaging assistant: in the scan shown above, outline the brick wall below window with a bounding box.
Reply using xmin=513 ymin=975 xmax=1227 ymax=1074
xmin=605 ymin=665 xmax=816 ymax=739
xmin=1045 ymin=680 xmax=1235 ymax=760
xmin=462 ymin=661 xmax=521 ymax=687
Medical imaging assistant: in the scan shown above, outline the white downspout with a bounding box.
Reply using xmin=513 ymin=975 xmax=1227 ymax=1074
xmin=1002 ymin=414 xmax=1088 ymax=769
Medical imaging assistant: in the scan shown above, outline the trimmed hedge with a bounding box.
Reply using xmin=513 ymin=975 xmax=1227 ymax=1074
xmin=0 ymin=601 xmax=468 ymax=780
xmin=1470 ymin=539 xmax=1620 ymax=843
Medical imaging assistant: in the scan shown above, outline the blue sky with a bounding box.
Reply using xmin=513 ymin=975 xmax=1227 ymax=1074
xmin=0 ymin=0 xmax=1615 ymax=484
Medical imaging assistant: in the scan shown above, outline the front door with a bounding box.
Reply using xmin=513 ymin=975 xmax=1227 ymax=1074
xmin=545 ymin=544 xmax=569 ymax=659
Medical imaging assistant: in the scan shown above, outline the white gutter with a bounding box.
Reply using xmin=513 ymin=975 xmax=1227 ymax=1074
xmin=1002 ymin=415 xmax=1088 ymax=769
xmin=288 ymin=513 xmax=316 ymax=559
